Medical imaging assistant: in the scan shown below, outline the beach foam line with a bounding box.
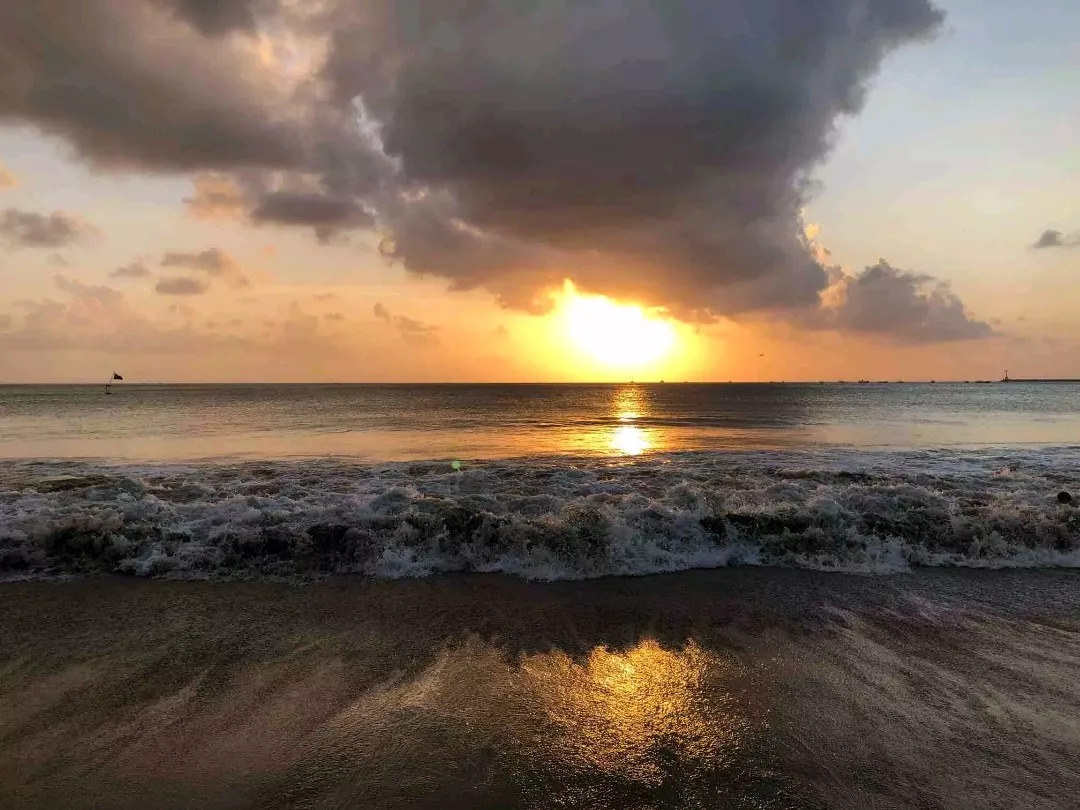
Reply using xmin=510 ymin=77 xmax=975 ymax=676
xmin=1 ymin=448 xmax=1078 ymax=581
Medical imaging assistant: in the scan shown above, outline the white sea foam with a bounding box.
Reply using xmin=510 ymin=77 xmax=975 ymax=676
xmin=1 ymin=448 xmax=1078 ymax=581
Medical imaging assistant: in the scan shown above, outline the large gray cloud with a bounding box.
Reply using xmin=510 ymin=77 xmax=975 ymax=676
xmin=0 ymin=0 xmax=992 ymax=342
xmin=322 ymin=0 xmax=945 ymax=317
xmin=0 ymin=208 xmax=99 ymax=248
xmin=0 ymin=1 xmax=304 ymax=171
xmin=820 ymin=261 xmax=995 ymax=343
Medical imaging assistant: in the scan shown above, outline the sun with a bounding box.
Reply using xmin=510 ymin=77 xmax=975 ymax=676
xmin=560 ymin=282 xmax=678 ymax=370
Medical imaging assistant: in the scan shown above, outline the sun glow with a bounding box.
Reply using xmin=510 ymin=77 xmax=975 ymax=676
xmin=611 ymin=425 xmax=650 ymax=455
xmin=560 ymin=282 xmax=678 ymax=370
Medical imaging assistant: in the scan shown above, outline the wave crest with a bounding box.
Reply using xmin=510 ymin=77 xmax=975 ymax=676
xmin=2 ymin=450 xmax=1078 ymax=581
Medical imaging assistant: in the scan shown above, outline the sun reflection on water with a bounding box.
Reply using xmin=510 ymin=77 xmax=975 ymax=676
xmin=610 ymin=385 xmax=653 ymax=456
xmin=612 ymin=425 xmax=649 ymax=455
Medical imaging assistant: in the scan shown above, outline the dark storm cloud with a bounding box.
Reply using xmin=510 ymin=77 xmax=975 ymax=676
xmin=325 ymin=0 xmax=945 ymax=317
xmin=162 ymin=0 xmax=269 ymax=35
xmin=0 ymin=1 xmax=304 ymax=171
xmin=0 ymin=209 xmax=99 ymax=248
xmin=156 ymin=277 xmax=210 ymax=296
xmin=0 ymin=0 xmax=990 ymax=342
xmin=822 ymin=261 xmax=995 ymax=343
xmin=251 ymin=191 xmax=375 ymax=243
xmin=1031 ymin=229 xmax=1078 ymax=250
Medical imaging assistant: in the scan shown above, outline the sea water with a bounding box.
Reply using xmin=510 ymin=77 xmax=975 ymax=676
xmin=2 ymin=383 xmax=1078 ymax=580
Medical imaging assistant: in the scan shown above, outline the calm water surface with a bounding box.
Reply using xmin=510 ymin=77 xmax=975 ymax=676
xmin=1 ymin=382 xmax=1079 ymax=461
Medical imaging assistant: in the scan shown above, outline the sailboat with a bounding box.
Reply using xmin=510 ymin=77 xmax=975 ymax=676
xmin=104 ymin=371 xmax=123 ymax=395
xmin=1001 ymin=370 xmax=1012 ymax=383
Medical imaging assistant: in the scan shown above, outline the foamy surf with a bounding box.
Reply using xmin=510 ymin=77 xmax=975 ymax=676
xmin=1 ymin=448 xmax=1078 ymax=581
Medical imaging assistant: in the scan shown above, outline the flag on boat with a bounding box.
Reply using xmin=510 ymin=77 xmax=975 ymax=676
xmin=111 ymin=372 xmax=123 ymax=381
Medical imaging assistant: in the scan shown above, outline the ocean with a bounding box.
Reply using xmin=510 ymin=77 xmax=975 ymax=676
xmin=2 ymin=382 xmax=1079 ymax=580
xmin=2 ymin=383 xmax=1079 ymax=808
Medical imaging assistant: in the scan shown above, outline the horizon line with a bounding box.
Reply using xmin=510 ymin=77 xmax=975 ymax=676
xmin=4 ymin=379 xmax=1080 ymax=386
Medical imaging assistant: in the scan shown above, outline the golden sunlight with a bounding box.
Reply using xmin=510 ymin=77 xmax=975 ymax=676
xmin=560 ymin=282 xmax=678 ymax=370
xmin=611 ymin=386 xmax=651 ymax=455
xmin=611 ymin=425 xmax=650 ymax=455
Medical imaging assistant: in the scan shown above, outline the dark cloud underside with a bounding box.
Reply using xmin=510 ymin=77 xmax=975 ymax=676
xmin=0 ymin=0 xmax=993 ymax=344
xmin=162 ymin=0 xmax=267 ymax=35
xmin=0 ymin=1 xmax=303 ymax=171
xmin=251 ymin=192 xmax=375 ymax=242
xmin=326 ymin=0 xmax=945 ymax=316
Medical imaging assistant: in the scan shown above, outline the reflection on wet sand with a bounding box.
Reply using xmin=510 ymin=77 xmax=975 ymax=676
xmin=5 ymin=572 xmax=1080 ymax=809
xmin=282 ymin=637 xmax=769 ymax=808
xmin=521 ymin=640 xmax=753 ymax=785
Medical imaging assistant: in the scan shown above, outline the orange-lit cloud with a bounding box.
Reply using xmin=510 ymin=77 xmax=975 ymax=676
xmin=0 ymin=161 xmax=16 ymax=189
xmin=184 ymin=172 xmax=248 ymax=220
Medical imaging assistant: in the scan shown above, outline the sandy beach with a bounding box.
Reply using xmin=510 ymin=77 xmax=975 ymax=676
xmin=2 ymin=569 xmax=1078 ymax=809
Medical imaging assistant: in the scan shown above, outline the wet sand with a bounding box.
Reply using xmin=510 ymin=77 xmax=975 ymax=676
xmin=2 ymin=569 xmax=1079 ymax=809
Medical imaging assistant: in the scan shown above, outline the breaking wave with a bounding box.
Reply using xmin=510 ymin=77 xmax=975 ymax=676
xmin=1 ymin=448 xmax=1078 ymax=581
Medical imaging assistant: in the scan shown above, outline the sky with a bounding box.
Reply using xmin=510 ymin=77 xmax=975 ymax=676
xmin=0 ymin=0 xmax=1077 ymax=383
